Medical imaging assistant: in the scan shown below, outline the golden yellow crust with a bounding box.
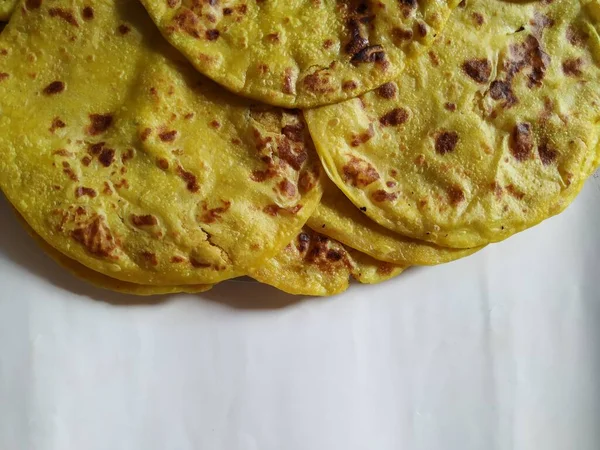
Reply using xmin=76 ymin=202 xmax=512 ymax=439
xmin=15 ymin=210 xmax=212 ymax=296
xmin=140 ymin=0 xmax=460 ymax=108
xmin=307 ymin=0 xmax=600 ymax=248
xmin=0 ymin=0 xmax=322 ymax=286
xmin=308 ymin=179 xmax=481 ymax=265
xmin=249 ymin=227 xmax=405 ymax=296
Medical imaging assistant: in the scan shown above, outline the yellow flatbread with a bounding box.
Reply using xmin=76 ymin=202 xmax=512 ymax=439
xmin=250 ymin=227 xmax=405 ymax=296
xmin=139 ymin=0 xmax=460 ymax=107
xmin=15 ymin=209 xmax=212 ymax=296
xmin=307 ymin=178 xmax=481 ymax=265
xmin=0 ymin=0 xmax=322 ymax=286
xmin=307 ymin=0 xmax=600 ymax=248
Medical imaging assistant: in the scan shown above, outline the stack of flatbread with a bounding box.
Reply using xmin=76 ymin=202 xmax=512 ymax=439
xmin=1 ymin=0 xmax=598 ymax=296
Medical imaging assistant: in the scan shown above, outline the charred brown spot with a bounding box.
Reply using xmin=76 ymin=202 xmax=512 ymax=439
xmin=157 ymin=158 xmax=169 ymax=170
xmin=140 ymin=128 xmax=152 ymax=141
xmin=297 ymin=232 xmax=311 ymax=253
xmin=399 ymin=0 xmax=417 ymax=16
xmin=87 ymin=114 xmax=113 ymax=135
xmin=538 ymin=141 xmax=557 ymax=166
xmin=435 ymin=131 xmax=459 ymax=155
xmin=351 ymin=45 xmax=386 ymax=65
xmin=428 ymin=51 xmax=440 ymax=66
xmin=266 ymin=32 xmax=280 ymax=43
xmin=505 ymin=35 xmax=551 ymax=90
xmin=342 ymin=80 xmax=358 ymax=91
xmin=98 ymin=148 xmax=115 ymax=167
xmin=52 ymin=149 xmax=72 ymax=157
xmin=176 ymin=165 xmax=199 ymax=193
xmin=62 ymin=162 xmax=79 ymax=181
xmin=88 ymin=142 xmax=105 ymax=156
xmin=562 ymin=58 xmax=584 ymax=77
xmin=131 ymin=214 xmax=158 ymax=227
xmin=566 ymin=25 xmax=588 ymax=47
xmin=377 ymin=83 xmax=397 ymax=99
xmin=506 ymin=184 xmax=525 ymax=200
xmin=0 ymin=73 xmax=9 ymax=82
xmin=342 ymin=156 xmax=380 ymax=187
xmin=48 ymin=8 xmax=79 ymax=27
xmin=462 ymin=59 xmax=491 ymax=83
xmin=345 ymin=17 xmax=368 ymax=56
xmin=263 ymin=204 xmax=303 ymax=216
xmin=444 ymin=102 xmax=457 ymax=112
xmin=298 ymin=166 xmax=319 ymax=193
xmin=118 ymin=24 xmax=131 ymax=35
xmin=171 ymin=256 xmax=186 ymax=263
xmin=376 ymin=262 xmax=395 ymax=276
xmin=200 ymin=200 xmax=231 ymax=223
xmin=380 ymin=108 xmax=409 ymax=127
xmin=371 ymin=190 xmax=398 ymax=202
xmin=351 ymin=124 xmax=374 ymax=147
xmin=122 ymin=148 xmax=134 ymax=163
xmin=531 ymin=13 xmax=554 ymax=37
xmin=472 ymin=12 xmax=484 ymax=26
xmin=141 ymin=251 xmax=158 ymax=266
xmin=82 ymin=6 xmax=94 ymax=20
xmin=278 ymin=179 xmax=297 ymax=198
xmin=302 ymin=70 xmax=335 ymax=94
xmin=326 ymin=249 xmax=343 ymax=262
xmin=489 ymin=80 xmax=517 ymax=106
xmin=159 ymin=130 xmax=178 ymax=142
xmin=49 ymin=117 xmax=66 ymax=133
xmin=43 ymin=81 xmax=65 ymax=95
xmin=75 ymin=187 xmax=96 ymax=198
xmin=281 ymin=123 xmax=305 ymax=142
xmin=251 ymin=168 xmax=277 ymax=182
xmin=71 ymin=215 xmax=117 ymax=258
xmin=510 ymin=123 xmax=534 ymax=161
xmin=447 ymin=186 xmax=465 ymax=205
xmin=205 ymin=29 xmax=220 ymax=40
xmin=278 ymin=139 xmax=308 ymax=170
xmin=391 ymin=27 xmax=413 ymax=42
xmin=25 ymin=0 xmax=41 ymax=9
xmin=171 ymin=10 xmax=201 ymax=39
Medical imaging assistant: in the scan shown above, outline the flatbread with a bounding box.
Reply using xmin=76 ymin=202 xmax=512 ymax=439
xmin=139 ymin=0 xmax=460 ymax=108
xmin=0 ymin=0 xmax=323 ymax=286
xmin=19 ymin=203 xmax=399 ymax=297
xmin=0 ymin=0 xmax=15 ymax=22
xmin=307 ymin=0 xmax=600 ymax=248
xmin=15 ymin=210 xmax=212 ymax=296
xmin=307 ymin=178 xmax=481 ymax=265
xmin=250 ymin=227 xmax=405 ymax=296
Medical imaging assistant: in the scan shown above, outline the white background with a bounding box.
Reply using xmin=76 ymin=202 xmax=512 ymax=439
xmin=0 ymin=179 xmax=599 ymax=450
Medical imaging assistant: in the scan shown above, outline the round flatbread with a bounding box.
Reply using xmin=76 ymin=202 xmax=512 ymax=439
xmin=307 ymin=0 xmax=600 ymax=248
xmin=0 ymin=0 xmax=322 ymax=286
xmin=307 ymin=178 xmax=481 ymax=265
xmin=250 ymin=227 xmax=405 ymax=296
xmin=19 ymin=203 xmax=400 ymax=297
xmin=15 ymin=210 xmax=212 ymax=296
xmin=139 ymin=0 xmax=460 ymax=108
